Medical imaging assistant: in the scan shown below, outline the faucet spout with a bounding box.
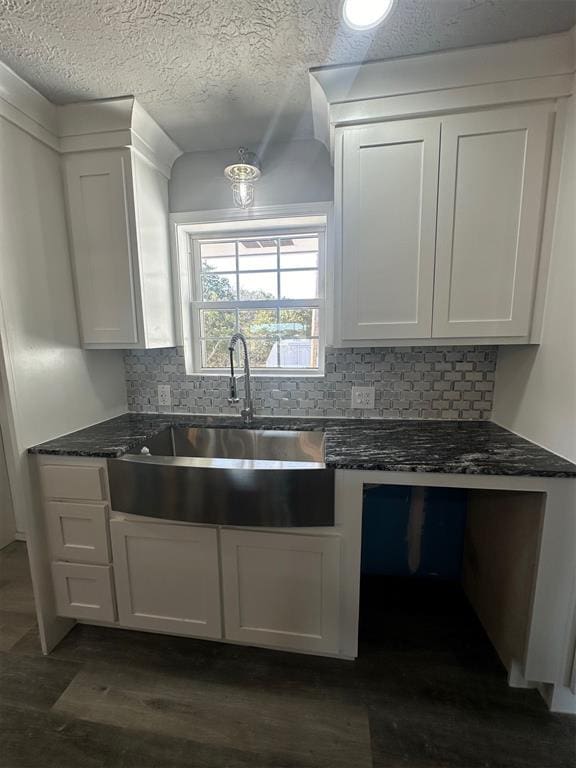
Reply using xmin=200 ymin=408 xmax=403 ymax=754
xmin=228 ymin=332 xmax=254 ymax=424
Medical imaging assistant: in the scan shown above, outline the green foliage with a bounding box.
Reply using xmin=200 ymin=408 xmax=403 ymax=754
xmin=200 ymin=266 xmax=316 ymax=368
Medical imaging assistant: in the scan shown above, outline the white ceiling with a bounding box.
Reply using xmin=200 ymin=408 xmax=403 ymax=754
xmin=0 ymin=0 xmax=574 ymax=152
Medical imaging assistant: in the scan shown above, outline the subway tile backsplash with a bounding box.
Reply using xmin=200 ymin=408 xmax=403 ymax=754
xmin=124 ymin=346 xmax=497 ymax=420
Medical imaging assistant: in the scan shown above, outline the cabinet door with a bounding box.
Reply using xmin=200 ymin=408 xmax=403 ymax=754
xmin=340 ymin=118 xmax=440 ymax=340
xmin=110 ymin=520 xmax=222 ymax=638
xmin=221 ymin=529 xmax=340 ymax=653
xmin=433 ymin=105 xmax=552 ymax=338
xmin=64 ymin=150 xmax=140 ymax=345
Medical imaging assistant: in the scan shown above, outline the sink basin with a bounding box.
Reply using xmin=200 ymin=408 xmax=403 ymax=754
xmin=108 ymin=426 xmax=334 ymax=527
xmin=131 ymin=427 xmax=325 ymax=463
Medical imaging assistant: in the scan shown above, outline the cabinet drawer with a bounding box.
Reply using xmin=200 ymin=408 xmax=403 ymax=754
xmin=52 ymin=562 xmax=115 ymax=622
xmin=47 ymin=501 xmax=110 ymax=564
xmin=41 ymin=464 xmax=106 ymax=501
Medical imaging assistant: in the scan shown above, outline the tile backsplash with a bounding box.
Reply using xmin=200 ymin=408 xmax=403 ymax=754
xmin=125 ymin=346 xmax=497 ymax=420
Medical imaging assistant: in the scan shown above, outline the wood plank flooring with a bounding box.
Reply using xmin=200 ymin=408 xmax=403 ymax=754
xmin=1 ymin=542 xmax=575 ymax=768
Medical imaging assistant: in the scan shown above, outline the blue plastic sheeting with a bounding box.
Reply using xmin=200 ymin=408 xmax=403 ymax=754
xmin=361 ymin=485 xmax=467 ymax=579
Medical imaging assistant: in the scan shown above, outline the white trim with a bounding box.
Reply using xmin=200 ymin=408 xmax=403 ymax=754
xmin=332 ymin=336 xmax=533 ymax=347
xmin=311 ymin=28 xmax=575 ymax=103
xmin=538 ymin=683 xmax=576 ymax=714
xmin=310 ymin=27 xmax=576 ymax=152
xmin=58 ymin=97 xmax=182 ymax=177
xmin=529 ymin=94 xmax=571 ymax=343
xmin=327 ymin=81 xmax=567 ymax=141
xmin=170 ymin=202 xmax=333 ymax=226
xmin=0 ymin=60 xmax=59 ymax=149
xmin=0 ymin=66 xmax=182 ymax=173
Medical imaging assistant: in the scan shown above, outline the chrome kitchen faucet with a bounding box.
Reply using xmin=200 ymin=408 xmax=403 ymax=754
xmin=228 ymin=332 xmax=254 ymax=425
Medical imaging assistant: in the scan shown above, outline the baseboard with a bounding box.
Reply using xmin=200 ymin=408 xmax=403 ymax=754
xmin=539 ymin=683 xmax=576 ymax=714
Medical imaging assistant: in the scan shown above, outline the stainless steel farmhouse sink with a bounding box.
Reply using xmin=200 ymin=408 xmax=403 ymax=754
xmin=108 ymin=427 xmax=334 ymax=527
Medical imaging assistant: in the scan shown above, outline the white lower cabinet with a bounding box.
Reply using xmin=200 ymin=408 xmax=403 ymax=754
xmin=110 ymin=520 xmax=222 ymax=639
xmin=220 ymin=529 xmax=341 ymax=654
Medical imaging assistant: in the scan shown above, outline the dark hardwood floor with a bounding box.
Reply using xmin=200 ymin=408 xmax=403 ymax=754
xmin=0 ymin=542 xmax=574 ymax=768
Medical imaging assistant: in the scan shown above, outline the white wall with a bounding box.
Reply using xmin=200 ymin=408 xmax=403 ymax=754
xmin=0 ymin=115 xmax=127 ymax=531
xmin=0 ymin=422 xmax=16 ymax=549
xmin=169 ymin=139 xmax=333 ymax=212
xmin=492 ymin=95 xmax=576 ymax=462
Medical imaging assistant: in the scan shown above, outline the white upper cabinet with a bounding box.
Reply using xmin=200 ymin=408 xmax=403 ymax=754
xmin=60 ymin=98 xmax=181 ymax=349
xmin=64 ymin=150 xmax=140 ymax=346
xmin=314 ymin=34 xmax=572 ymax=346
xmin=433 ymin=105 xmax=552 ymax=338
xmin=339 ymin=118 xmax=440 ymax=340
xmin=335 ymin=104 xmax=554 ymax=344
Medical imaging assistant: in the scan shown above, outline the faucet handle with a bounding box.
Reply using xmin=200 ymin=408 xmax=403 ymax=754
xmin=228 ymin=396 xmax=240 ymax=404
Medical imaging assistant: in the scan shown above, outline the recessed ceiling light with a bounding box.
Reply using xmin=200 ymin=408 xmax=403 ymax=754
xmin=342 ymin=0 xmax=396 ymax=31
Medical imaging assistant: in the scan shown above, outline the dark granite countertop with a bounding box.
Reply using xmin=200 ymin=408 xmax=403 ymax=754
xmin=28 ymin=412 xmax=576 ymax=477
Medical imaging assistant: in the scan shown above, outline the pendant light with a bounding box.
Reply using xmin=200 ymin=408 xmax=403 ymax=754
xmin=224 ymin=148 xmax=261 ymax=208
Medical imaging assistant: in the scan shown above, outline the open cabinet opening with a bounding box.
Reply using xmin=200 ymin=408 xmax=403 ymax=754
xmin=359 ymin=485 xmax=545 ymax=678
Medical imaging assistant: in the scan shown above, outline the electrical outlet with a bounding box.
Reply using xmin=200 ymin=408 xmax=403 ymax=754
xmin=351 ymin=386 xmax=375 ymax=410
xmin=157 ymin=384 xmax=172 ymax=408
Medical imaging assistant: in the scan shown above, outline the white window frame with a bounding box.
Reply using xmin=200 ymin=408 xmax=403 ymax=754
xmin=170 ymin=204 xmax=332 ymax=377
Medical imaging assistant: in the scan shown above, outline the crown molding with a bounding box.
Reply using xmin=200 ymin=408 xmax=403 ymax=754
xmin=58 ymin=96 xmax=182 ymax=176
xmin=0 ymin=63 xmax=182 ymax=174
xmin=0 ymin=60 xmax=59 ymax=149
xmin=311 ymin=27 xmax=576 ymax=151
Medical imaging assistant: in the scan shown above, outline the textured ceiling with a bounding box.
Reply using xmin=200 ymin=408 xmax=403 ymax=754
xmin=0 ymin=0 xmax=574 ymax=152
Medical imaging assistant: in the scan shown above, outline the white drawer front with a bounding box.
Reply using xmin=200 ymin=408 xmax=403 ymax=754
xmin=47 ymin=501 xmax=110 ymax=564
xmin=52 ymin=562 xmax=115 ymax=622
xmin=41 ymin=464 xmax=106 ymax=501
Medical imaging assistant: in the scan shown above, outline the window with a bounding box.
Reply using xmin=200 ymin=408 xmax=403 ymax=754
xmin=187 ymin=223 xmax=326 ymax=375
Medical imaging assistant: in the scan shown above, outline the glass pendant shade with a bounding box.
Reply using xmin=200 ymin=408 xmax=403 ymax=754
xmin=224 ymin=148 xmax=261 ymax=208
xmin=231 ymin=181 xmax=255 ymax=208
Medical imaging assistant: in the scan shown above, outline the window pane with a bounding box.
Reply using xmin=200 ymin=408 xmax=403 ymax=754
xmin=202 ymin=272 xmax=237 ymax=301
xmin=238 ymin=239 xmax=277 ymax=255
xmin=278 ymin=338 xmax=319 ymax=368
xmin=279 ymin=251 xmax=318 ymax=269
xmin=279 ymin=308 xmax=319 ymax=338
xmin=201 ymin=339 xmax=232 ymax=368
xmin=200 ymin=241 xmax=236 ymax=257
xmin=238 ymin=253 xmax=277 ymax=271
xmin=194 ymin=232 xmax=322 ymax=371
xmin=239 ymin=309 xmax=277 ymax=336
xmin=280 ymin=270 xmax=318 ymax=299
xmin=280 ymin=237 xmax=318 ymax=269
xmin=201 ymin=256 xmax=236 ymax=273
xmin=245 ymin=337 xmax=279 ymax=368
xmin=200 ymin=310 xmax=236 ymax=338
xmin=239 ymin=271 xmax=278 ymax=300
xmin=280 ymin=236 xmax=319 ymax=253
